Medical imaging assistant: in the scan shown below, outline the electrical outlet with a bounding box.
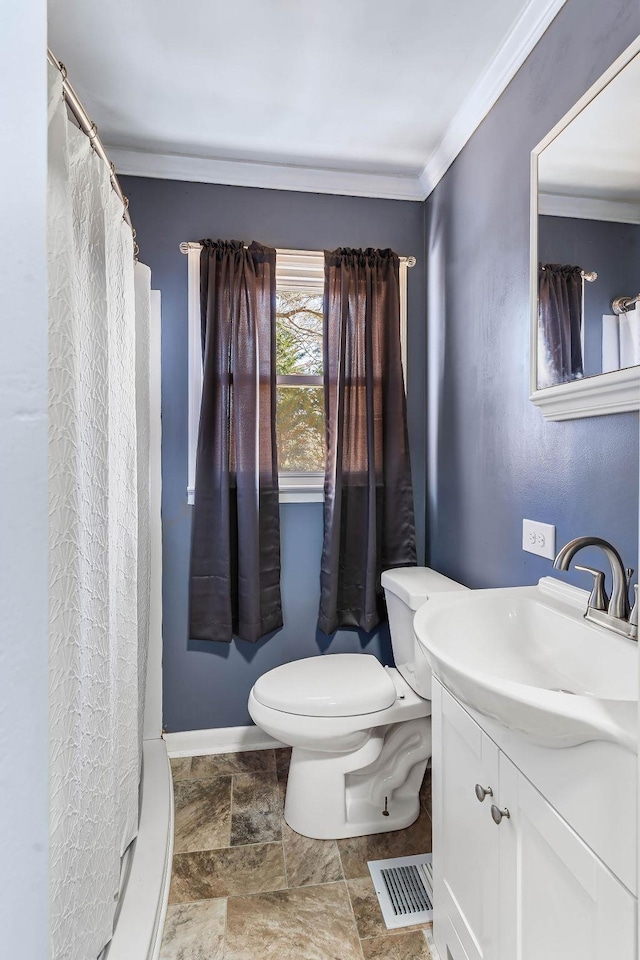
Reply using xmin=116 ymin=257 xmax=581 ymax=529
xmin=522 ymin=519 xmax=556 ymax=561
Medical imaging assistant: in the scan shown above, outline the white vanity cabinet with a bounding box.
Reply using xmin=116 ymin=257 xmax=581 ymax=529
xmin=432 ymin=680 xmax=636 ymax=960
xmin=432 ymin=677 xmax=500 ymax=960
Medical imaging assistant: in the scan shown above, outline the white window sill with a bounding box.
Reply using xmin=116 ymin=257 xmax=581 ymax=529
xmin=187 ymin=475 xmax=325 ymax=506
xmin=278 ymin=473 xmax=324 ymax=503
xmin=279 ymin=489 xmax=324 ymax=503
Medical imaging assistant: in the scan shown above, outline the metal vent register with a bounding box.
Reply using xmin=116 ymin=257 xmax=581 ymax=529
xmin=368 ymin=853 xmax=433 ymax=929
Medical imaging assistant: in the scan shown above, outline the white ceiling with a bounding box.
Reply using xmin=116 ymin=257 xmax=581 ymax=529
xmin=539 ymin=48 xmax=640 ymax=206
xmin=47 ymin=0 xmax=562 ymax=199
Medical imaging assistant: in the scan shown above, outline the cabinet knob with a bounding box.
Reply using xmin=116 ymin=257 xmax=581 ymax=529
xmin=491 ymin=804 xmax=511 ymax=825
xmin=475 ymin=784 xmax=493 ymax=802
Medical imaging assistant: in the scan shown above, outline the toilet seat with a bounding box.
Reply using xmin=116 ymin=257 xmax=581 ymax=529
xmin=249 ymin=666 xmax=430 ymax=755
xmin=252 ymin=653 xmax=397 ymax=718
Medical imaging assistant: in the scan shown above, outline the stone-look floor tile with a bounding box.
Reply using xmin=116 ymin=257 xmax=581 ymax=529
xmin=419 ymin=766 xmax=432 ymax=818
xmin=160 ymin=899 xmax=226 ymax=960
xmin=231 ymin=773 xmax=281 ymax=846
xmin=190 ymin=749 xmax=276 ymax=779
xmin=275 ymin=747 xmax=292 ymax=782
xmin=282 ymin=821 xmax=344 ymax=887
xmin=361 ymin=930 xmax=432 ymax=959
xmin=169 ymin=842 xmax=286 ymax=903
xmin=347 ymin=876 xmax=429 ymax=940
xmin=174 ymin=777 xmax=232 ymax=854
xmin=225 ymin=881 xmax=363 ymax=960
xmin=170 ymin=757 xmax=193 ymax=782
xmin=338 ymin=809 xmax=432 ymax=880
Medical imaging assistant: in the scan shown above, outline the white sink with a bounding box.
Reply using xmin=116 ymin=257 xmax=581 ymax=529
xmin=413 ymin=578 xmax=638 ymax=751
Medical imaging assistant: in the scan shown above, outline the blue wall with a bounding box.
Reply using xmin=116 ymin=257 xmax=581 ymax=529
xmin=426 ymin=0 xmax=639 ymax=591
xmin=538 ymin=215 xmax=640 ymax=377
xmin=125 ymin=0 xmax=640 ymax=733
xmin=120 ymin=177 xmax=426 ymax=731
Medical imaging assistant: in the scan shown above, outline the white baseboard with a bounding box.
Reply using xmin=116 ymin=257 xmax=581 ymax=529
xmin=423 ymin=927 xmax=440 ymax=959
xmin=164 ymin=724 xmax=284 ymax=758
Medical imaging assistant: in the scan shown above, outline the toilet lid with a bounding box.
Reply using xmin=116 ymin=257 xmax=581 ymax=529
xmin=252 ymin=654 xmax=397 ymax=718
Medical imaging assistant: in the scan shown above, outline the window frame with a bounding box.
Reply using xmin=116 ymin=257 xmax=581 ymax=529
xmin=274 ymin=250 xmax=325 ymax=501
xmin=187 ymin=247 xmax=409 ymax=504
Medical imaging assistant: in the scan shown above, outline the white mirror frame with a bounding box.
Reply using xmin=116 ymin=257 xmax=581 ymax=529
xmin=529 ymin=35 xmax=640 ymax=421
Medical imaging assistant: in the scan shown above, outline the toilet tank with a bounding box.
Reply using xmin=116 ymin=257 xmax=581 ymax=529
xmin=381 ymin=567 xmax=468 ymax=699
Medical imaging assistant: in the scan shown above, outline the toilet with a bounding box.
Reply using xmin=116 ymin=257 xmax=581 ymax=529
xmin=248 ymin=567 xmax=465 ymax=840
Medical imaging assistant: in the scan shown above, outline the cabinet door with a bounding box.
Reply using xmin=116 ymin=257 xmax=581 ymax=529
xmin=498 ymin=753 xmax=636 ymax=960
xmin=433 ymin=681 xmax=501 ymax=960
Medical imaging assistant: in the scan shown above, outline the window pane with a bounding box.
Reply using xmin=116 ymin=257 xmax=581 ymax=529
xmin=276 ymin=290 xmax=323 ymax=376
xmin=276 ymin=385 xmax=325 ymax=472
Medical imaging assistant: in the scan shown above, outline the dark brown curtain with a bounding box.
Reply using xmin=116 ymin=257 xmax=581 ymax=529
xmin=318 ymin=248 xmax=416 ymax=635
xmin=189 ymin=240 xmax=282 ymax=643
xmin=538 ymin=263 xmax=584 ymax=388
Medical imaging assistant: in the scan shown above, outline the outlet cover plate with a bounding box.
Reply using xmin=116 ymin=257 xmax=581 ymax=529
xmin=522 ymin=519 xmax=556 ymax=560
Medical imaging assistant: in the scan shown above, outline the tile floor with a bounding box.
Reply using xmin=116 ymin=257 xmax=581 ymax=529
xmin=161 ymin=748 xmax=434 ymax=960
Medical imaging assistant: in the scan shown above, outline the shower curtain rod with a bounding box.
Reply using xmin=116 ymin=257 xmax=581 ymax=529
xmin=48 ymin=48 xmax=137 ymax=254
xmin=179 ymin=241 xmax=416 ymax=267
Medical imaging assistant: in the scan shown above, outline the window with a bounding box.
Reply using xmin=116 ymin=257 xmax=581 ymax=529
xmin=186 ymin=246 xmax=409 ymax=504
xmin=275 ymin=250 xmax=325 ymax=502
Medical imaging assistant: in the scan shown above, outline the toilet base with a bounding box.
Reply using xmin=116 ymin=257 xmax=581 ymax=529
xmin=283 ymin=716 xmax=431 ymax=840
xmin=285 ymin=793 xmax=422 ymax=840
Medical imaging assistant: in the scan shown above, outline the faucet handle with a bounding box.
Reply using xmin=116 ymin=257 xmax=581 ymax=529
xmin=629 ymin=585 xmax=638 ymax=641
xmin=575 ymin=565 xmax=609 ymax=611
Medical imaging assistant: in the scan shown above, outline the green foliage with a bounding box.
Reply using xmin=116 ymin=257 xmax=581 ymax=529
xmin=275 ymin=290 xmax=325 ymax=472
xmin=276 ymin=386 xmax=324 ymax=472
xmin=275 ymin=292 xmax=323 ymax=376
xmin=276 ymin=325 xmax=304 ymax=376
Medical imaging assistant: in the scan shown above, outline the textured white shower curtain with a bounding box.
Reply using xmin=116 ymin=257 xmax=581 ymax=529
xmin=135 ymin=263 xmax=152 ymax=751
xmin=48 ymin=63 xmax=152 ymax=960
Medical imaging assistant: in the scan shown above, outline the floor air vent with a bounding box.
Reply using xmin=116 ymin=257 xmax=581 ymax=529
xmin=368 ymin=853 xmax=433 ymax=929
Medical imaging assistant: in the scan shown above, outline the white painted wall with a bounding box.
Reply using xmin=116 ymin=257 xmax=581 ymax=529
xmin=0 ymin=2 xmax=49 ymax=956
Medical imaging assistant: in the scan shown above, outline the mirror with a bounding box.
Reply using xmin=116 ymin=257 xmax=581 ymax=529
xmin=530 ymin=39 xmax=640 ymax=420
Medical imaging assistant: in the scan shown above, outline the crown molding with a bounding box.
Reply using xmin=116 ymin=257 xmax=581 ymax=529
xmin=108 ymin=146 xmax=426 ymax=201
xmin=419 ymin=0 xmax=568 ymax=198
xmin=538 ymin=192 xmax=640 ymax=224
xmin=110 ymin=0 xmax=567 ymax=202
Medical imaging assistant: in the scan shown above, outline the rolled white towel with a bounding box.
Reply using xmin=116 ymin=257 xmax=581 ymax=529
xmin=618 ymin=303 xmax=640 ymax=369
xmin=602 ymin=314 xmax=620 ymax=373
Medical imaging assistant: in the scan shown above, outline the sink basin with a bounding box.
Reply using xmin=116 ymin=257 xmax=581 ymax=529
xmin=413 ymin=579 xmax=638 ymax=751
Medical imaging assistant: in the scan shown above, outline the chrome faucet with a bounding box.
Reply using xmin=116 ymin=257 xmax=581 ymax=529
xmin=553 ymin=536 xmax=638 ymax=640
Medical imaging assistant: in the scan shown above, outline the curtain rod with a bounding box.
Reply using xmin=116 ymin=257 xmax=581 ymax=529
xmin=179 ymin=241 xmax=416 ymax=267
xmin=540 ymin=264 xmax=597 ymax=282
xmin=48 ymin=48 xmax=137 ymax=256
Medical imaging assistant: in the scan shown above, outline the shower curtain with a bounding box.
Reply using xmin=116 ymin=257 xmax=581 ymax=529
xmin=48 ymin=63 xmax=152 ymax=960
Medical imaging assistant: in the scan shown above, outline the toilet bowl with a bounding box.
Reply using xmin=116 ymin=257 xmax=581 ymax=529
xmin=248 ymin=566 xmax=466 ymax=840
